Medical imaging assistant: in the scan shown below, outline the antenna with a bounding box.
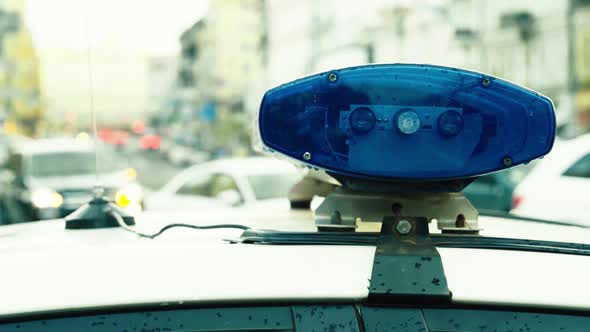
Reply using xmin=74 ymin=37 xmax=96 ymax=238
xmin=83 ymin=0 xmax=102 ymax=191
xmin=64 ymin=1 xmax=135 ymax=230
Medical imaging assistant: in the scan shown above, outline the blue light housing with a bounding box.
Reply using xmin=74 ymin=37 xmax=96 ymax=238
xmin=258 ymin=64 xmax=556 ymax=180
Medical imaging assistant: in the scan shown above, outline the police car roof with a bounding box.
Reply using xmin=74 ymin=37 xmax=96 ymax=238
xmin=1 ymin=210 xmax=590 ymax=319
xmin=14 ymin=138 xmax=93 ymax=156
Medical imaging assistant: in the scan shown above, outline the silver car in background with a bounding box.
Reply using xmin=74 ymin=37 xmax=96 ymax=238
xmin=0 ymin=138 xmax=142 ymax=223
xmin=145 ymin=157 xmax=303 ymax=211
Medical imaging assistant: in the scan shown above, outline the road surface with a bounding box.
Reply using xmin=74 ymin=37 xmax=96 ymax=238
xmin=119 ymin=148 xmax=183 ymax=191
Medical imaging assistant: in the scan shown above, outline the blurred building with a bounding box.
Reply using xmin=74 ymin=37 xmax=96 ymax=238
xmin=172 ymin=0 xmax=267 ymax=153
xmin=575 ymin=2 xmax=590 ymax=131
xmin=264 ymin=0 xmax=313 ymax=87
xmin=264 ymin=0 xmax=589 ymax=136
xmin=145 ymin=56 xmax=177 ymax=116
xmin=264 ymin=1 xmax=457 ymax=85
xmin=448 ymin=0 xmax=576 ymax=134
xmin=369 ymin=4 xmax=459 ymax=66
xmin=0 ymin=0 xmax=42 ymax=136
xmin=194 ymin=0 xmax=266 ymax=113
xmin=265 ymin=0 xmax=385 ymax=87
xmin=175 ymin=20 xmax=202 ymax=119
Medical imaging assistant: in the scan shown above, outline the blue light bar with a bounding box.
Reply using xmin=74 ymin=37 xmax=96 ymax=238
xmin=258 ymin=64 xmax=556 ymax=180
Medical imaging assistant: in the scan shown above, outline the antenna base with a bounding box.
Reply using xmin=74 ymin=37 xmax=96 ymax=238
xmin=65 ymin=197 xmax=135 ymax=230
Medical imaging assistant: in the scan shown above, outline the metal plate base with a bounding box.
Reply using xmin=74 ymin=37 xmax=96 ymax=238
xmin=368 ymin=216 xmax=451 ymax=303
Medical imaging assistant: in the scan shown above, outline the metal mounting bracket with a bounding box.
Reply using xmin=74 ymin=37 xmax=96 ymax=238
xmin=368 ymin=216 xmax=451 ymax=303
xmin=288 ymin=172 xmax=339 ymax=208
xmin=314 ymin=187 xmax=479 ymax=232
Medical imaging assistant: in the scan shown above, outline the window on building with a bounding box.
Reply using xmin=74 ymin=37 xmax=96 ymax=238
xmin=182 ymin=45 xmax=197 ymax=59
xmin=178 ymin=69 xmax=194 ymax=86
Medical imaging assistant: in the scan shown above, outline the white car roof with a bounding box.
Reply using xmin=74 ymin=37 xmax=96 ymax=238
xmin=542 ymin=134 xmax=590 ymax=167
xmin=193 ymin=156 xmax=299 ymax=176
xmin=159 ymin=156 xmax=301 ymax=194
xmin=1 ymin=209 xmax=590 ymax=318
xmin=515 ymin=134 xmax=590 ymax=188
xmin=14 ymin=138 xmax=94 ymax=156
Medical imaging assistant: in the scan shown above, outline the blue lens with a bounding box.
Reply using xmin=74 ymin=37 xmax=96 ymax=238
xmin=349 ymin=107 xmax=376 ymax=134
xmin=396 ymin=109 xmax=420 ymax=134
xmin=438 ymin=110 xmax=464 ymax=137
xmin=258 ymin=64 xmax=555 ymax=180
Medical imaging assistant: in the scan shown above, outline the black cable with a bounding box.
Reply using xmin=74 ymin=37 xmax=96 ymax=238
xmin=239 ymin=230 xmax=590 ymax=256
xmin=110 ymin=211 xmax=250 ymax=239
xmin=138 ymin=223 xmax=251 ymax=239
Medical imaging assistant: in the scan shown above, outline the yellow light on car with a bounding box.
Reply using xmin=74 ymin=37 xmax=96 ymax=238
xmin=115 ymin=184 xmax=142 ymax=209
xmin=31 ymin=188 xmax=63 ymax=208
xmin=51 ymin=192 xmax=64 ymax=208
xmin=115 ymin=191 xmax=131 ymax=208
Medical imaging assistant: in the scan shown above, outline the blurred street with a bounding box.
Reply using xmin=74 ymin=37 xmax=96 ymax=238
xmin=129 ymin=153 xmax=180 ymax=191
xmin=118 ymin=146 xmax=182 ymax=191
xmin=0 ymin=0 xmax=589 ymax=225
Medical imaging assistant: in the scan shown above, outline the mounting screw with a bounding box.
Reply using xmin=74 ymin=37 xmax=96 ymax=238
xmin=482 ymin=77 xmax=491 ymax=87
xmin=502 ymin=156 xmax=512 ymax=167
xmin=303 ymin=152 xmax=312 ymax=160
xmin=396 ymin=219 xmax=412 ymax=235
xmin=328 ymin=72 xmax=338 ymax=82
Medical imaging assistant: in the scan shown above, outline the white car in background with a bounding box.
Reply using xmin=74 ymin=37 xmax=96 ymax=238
xmin=1 ymin=138 xmax=143 ymax=221
xmin=145 ymin=157 xmax=303 ymax=211
xmin=511 ymin=134 xmax=590 ymax=225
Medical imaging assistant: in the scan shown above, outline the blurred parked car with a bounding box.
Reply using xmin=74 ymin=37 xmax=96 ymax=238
xmin=512 ymin=135 xmax=590 ymax=225
xmin=463 ymin=163 xmax=535 ymax=212
xmin=145 ymin=157 xmax=302 ymax=211
xmin=0 ymin=135 xmax=36 ymax=223
xmin=0 ymin=138 xmax=143 ymax=223
xmin=0 ymin=134 xmax=33 ymax=166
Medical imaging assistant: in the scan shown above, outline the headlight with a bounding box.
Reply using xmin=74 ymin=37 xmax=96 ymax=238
xmin=31 ymin=188 xmax=63 ymax=209
xmin=115 ymin=184 xmax=142 ymax=208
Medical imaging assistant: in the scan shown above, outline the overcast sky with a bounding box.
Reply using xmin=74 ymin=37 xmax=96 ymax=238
xmin=24 ymin=0 xmax=209 ymax=56
xmin=18 ymin=0 xmax=209 ymax=125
